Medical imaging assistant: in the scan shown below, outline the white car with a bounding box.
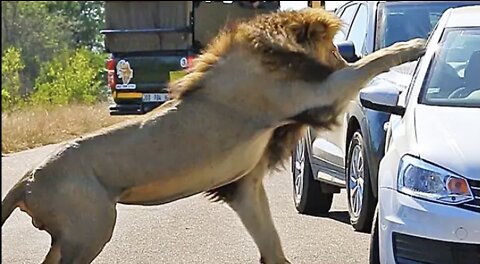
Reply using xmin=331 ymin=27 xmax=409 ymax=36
xmin=360 ymin=5 xmax=480 ymax=264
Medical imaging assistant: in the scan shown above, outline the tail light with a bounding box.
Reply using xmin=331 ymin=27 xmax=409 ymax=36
xmin=187 ymin=55 xmax=196 ymax=70
xmin=106 ymin=57 xmax=116 ymax=91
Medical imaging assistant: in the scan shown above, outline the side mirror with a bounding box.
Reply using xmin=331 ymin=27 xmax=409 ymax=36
xmin=359 ymin=85 xmax=405 ymax=116
xmin=336 ymin=41 xmax=359 ymax=63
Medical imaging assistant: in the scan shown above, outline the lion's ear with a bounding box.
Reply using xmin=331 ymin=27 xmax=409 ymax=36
xmin=308 ymin=21 xmax=329 ymax=40
xmin=295 ymin=21 xmax=329 ymax=43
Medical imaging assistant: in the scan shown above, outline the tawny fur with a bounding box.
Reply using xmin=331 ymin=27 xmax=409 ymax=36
xmin=170 ymin=9 xmax=345 ymax=175
xmin=2 ymin=7 xmax=425 ymax=264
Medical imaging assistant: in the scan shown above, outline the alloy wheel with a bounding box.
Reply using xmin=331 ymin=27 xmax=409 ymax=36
xmin=294 ymin=139 xmax=305 ymax=204
xmin=349 ymin=144 xmax=365 ymax=219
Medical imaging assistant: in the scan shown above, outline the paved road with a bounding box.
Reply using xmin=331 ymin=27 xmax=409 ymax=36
xmin=2 ymin=144 xmax=370 ymax=264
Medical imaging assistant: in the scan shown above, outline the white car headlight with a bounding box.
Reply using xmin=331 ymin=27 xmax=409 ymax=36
xmin=397 ymin=155 xmax=474 ymax=205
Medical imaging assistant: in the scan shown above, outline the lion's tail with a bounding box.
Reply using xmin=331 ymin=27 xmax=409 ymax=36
xmin=2 ymin=176 xmax=27 ymax=227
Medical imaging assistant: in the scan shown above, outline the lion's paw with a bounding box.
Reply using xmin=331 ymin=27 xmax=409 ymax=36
xmin=388 ymin=38 xmax=427 ymax=64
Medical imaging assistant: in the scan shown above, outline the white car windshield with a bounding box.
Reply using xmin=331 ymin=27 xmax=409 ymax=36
xmin=420 ymin=27 xmax=480 ymax=107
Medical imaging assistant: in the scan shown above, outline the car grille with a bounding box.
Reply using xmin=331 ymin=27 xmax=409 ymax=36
xmin=393 ymin=232 xmax=480 ymax=264
xmin=459 ymin=178 xmax=480 ymax=213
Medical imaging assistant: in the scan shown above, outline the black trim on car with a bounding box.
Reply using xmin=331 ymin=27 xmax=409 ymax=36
xmin=360 ymin=98 xmax=406 ymax=116
xmin=393 ymin=232 xmax=480 ymax=264
xmin=310 ymin=157 xmax=346 ymax=187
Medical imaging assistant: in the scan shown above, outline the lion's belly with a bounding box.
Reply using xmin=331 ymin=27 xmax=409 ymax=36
xmin=116 ymin=130 xmax=272 ymax=205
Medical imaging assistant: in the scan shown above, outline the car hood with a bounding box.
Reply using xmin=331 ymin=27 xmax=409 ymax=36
xmin=414 ymin=104 xmax=480 ymax=180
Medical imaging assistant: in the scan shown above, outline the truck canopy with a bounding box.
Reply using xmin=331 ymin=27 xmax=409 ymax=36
xmin=194 ymin=1 xmax=280 ymax=50
xmin=102 ymin=1 xmax=280 ymax=53
xmin=103 ymin=1 xmax=192 ymax=53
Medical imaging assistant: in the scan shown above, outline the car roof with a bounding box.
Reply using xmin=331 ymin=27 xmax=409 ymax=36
xmin=443 ymin=5 xmax=480 ymax=28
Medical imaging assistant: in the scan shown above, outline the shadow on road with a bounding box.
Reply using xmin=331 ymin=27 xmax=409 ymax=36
xmin=327 ymin=211 xmax=350 ymax=225
xmin=303 ymin=210 xmax=351 ymax=225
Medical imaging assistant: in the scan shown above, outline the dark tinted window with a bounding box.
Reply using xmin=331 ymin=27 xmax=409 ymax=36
xmin=378 ymin=1 xmax=480 ymax=48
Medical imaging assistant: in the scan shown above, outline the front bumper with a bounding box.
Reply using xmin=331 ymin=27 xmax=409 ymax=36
xmin=109 ymin=102 xmax=164 ymax=116
xmin=109 ymin=91 xmax=169 ymax=115
xmin=379 ymin=188 xmax=480 ymax=264
xmin=109 ymin=103 xmax=143 ymax=115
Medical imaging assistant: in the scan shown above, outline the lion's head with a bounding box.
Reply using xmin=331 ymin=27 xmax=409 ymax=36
xmin=237 ymin=7 xmax=348 ymax=71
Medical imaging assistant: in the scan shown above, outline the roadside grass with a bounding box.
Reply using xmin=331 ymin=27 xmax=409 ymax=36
xmin=2 ymin=102 xmax=132 ymax=154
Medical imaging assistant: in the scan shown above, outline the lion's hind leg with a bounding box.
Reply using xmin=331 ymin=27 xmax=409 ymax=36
xmin=52 ymin=202 xmax=116 ymax=264
xmin=25 ymin=172 xmax=117 ymax=264
xmin=41 ymin=206 xmax=116 ymax=264
xmin=41 ymin=196 xmax=116 ymax=264
xmin=207 ymin=159 xmax=290 ymax=264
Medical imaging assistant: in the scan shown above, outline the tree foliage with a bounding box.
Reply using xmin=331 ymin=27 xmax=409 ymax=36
xmin=46 ymin=1 xmax=105 ymax=50
xmin=32 ymin=48 xmax=107 ymax=106
xmin=1 ymin=1 xmax=107 ymax=111
xmin=2 ymin=47 xmax=25 ymax=111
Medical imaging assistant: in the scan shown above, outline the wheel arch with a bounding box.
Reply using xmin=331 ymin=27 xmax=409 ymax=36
xmin=345 ymin=109 xmax=382 ymax=199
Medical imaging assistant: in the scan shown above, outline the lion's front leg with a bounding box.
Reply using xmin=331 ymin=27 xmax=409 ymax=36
xmin=282 ymin=38 xmax=427 ymax=118
xmin=330 ymin=38 xmax=426 ymax=95
xmin=212 ymin=159 xmax=290 ymax=264
xmin=350 ymin=38 xmax=427 ymax=77
xmin=317 ymin=38 xmax=427 ymax=104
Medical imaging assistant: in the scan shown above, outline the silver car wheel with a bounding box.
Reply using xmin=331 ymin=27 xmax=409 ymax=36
xmin=294 ymin=139 xmax=305 ymax=203
xmin=349 ymin=144 xmax=364 ymax=219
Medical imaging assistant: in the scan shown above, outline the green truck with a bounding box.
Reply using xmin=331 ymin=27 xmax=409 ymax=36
xmin=101 ymin=1 xmax=280 ymax=115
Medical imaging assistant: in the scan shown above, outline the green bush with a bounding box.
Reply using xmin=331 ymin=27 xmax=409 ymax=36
xmin=1 ymin=47 xmax=25 ymax=111
xmin=31 ymin=48 xmax=107 ymax=106
xmin=2 ymin=89 xmax=12 ymax=111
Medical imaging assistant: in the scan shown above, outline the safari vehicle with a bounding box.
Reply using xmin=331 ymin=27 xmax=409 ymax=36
xmin=101 ymin=1 xmax=280 ymax=115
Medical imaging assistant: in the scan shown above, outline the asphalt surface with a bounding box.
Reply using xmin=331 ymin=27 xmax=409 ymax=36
xmin=2 ymin=144 xmax=370 ymax=264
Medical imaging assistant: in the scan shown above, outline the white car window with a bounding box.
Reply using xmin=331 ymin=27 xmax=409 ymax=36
xmin=420 ymin=28 xmax=480 ymax=107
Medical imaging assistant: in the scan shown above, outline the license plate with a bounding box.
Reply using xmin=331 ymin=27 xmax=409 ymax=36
xmin=115 ymin=83 xmax=136 ymax=90
xmin=169 ymin=70 xmax=187 ymax=82
xmin=142 ymin=93 xmax=169 ymax=103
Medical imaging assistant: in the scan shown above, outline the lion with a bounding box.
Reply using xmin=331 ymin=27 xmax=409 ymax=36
xmin=1 ymin=8 xmax=425 ymax=264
